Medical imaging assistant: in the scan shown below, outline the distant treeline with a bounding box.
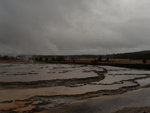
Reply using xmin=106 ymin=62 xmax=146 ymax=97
xmin=0 ymin=50 xmax=150 ymax=62
xmin=0 ymin=55 xmax=17 ymax=60
xmin=32 ymin=50 xmax=150 ymax=61
xmin=32 ymin=55 xmax=100 ymax=60
xmin=107 ymin=50 xmax=150 ymax=60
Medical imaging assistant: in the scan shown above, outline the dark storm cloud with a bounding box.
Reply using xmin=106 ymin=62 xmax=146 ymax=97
xmin=0 ymin=0 xmax=150 ymax=55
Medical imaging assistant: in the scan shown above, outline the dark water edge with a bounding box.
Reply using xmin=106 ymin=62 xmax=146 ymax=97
xmin=45 ymin=87 xmax=150 ymax=113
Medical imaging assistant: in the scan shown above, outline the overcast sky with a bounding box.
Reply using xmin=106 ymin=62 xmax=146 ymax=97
xmin=0 ymin=0 xmax=150 ymax=55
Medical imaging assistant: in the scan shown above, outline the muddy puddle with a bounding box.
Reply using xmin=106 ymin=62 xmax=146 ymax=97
xmin=0 ymin=63 xmax=150 ymax=113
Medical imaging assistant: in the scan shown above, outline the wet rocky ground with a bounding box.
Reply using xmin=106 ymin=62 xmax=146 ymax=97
xmin=0 ymin=63 xmax=150 ymax=113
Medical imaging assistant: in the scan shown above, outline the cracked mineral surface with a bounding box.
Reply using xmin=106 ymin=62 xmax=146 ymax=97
xmin=0 ymin=63 xmax=150 ymax=113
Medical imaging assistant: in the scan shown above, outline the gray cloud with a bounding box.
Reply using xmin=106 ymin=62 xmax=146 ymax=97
xmin=0 ymin=0 xmax=150 ymax=55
